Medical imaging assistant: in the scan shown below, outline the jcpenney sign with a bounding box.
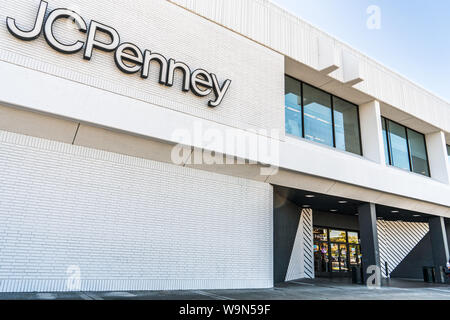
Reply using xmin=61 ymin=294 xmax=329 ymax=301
xmin=6 ymin=1 xmax=232 ymax=107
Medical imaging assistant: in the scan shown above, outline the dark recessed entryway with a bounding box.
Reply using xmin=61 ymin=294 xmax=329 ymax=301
xmin=273 ymin=185 xmax=443 ymax=284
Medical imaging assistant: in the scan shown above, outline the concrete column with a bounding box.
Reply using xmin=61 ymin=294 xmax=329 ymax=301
xmin=447 ymin=221 xmax=450 ymax=255
xmin=359 ymin=100 xmax=386 ymax=164
xmin=425 ymin=131 xmax=450 ymax=184
xmin=429 ymin=217 xmax=450 ymax=283
xmin=358 ymin=203 xmax=381 ymax=282
xmin=273 ymin=196 xmax=301 ymax=284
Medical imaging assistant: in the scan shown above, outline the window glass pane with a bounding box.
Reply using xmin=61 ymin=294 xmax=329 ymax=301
xmin=329 ymin=230 xmax=347 ymax=243
xmin=314 ymin=243 xmax=330 ymax=273
xmin=333 ymin=97 xmax=361 ymax=155
xmin=285 ymin=76 xmax=302 ymax=138
xmin=303 ymin=84 xmax=333 ymax=147
xmin=314 ymin=227 xmax=328 ymax=241
xmin=381 ymin=118 xmax=390 ymax=165
xmin=330 ymin=243 xmax=340 ymax=272
xmin=348 ymin=232 xmax=359 ymax=244
xmin=387 ymin=120 xmax=411 ymax=171
xmin=407 ymin=129 xmax=429 ymax=176
xmin=339 ymin=244 xmax=348 ymax=271
xmin=349 ymin=245 xmax=360 ymax=266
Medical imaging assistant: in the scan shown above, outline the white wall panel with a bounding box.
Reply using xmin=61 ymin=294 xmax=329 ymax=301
xmin=0 ymin=0 xmax=284 ymax=133
xmin=0 ymin=130 xmax=273 ymax=292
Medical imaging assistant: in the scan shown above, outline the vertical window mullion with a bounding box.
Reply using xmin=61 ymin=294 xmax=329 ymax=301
xmin=405 ymin=126 xmax=413 ymax=172
xmin=356 ymin=106 xmax=363 ymax=156
xmin=385 ymin=118 xmax=393 ymax=166
xmin=327 ymin=229 xmax=331 ymax=272
xmin=301 ymin=82 xmax=305 ymax=139
xmin=331 ymin=95 xmax=336 ymax=148
xmin=423 ymin=135 xmax=431 ymax=177
xmin=285 ymin=76 xmax=362 ymax=156
xmin=408 ymin=128 xmax=430 ymax=177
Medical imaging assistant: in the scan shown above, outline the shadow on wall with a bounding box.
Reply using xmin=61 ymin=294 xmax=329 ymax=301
xmin=273 ymin=194 xmax=301 ymax=284
xmin=390 ymin=233 xmax=434 ymax=280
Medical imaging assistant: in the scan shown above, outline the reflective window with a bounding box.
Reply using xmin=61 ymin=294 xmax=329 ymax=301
xmin=387 ymin=120 xmax=410 ymax=171
xmin=303 ymin=83 xmax=333 ymax=147
xmin=285 ymin=77 xmax=302 ymax=138
xmin=284 ymin=76 xmax=362 ymax=156
xmin=382 ymin=117 xmax=430 ymax=177
xmin=329 ymin=230 xmax=347 ymax=243
xmin=407 ymin=129 xmax=430 ymax=176
xmin=333 ymin=97 xmax=362 ymax=155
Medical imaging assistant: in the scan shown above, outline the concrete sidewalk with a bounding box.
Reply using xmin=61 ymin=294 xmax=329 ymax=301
xmin=1 ymin=278 xmax=449 ymax=300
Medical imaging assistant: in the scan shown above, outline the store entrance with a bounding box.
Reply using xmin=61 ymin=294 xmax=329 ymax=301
xmin=314 ymin=227 xmax=362 ymax=277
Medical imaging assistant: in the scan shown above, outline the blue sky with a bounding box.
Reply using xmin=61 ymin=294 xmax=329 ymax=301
xmin=273 ymin=0 xmax=450 ymax=102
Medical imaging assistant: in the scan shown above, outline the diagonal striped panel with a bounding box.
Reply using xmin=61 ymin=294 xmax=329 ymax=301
xmin=302 ymin=209 xmax=315 ymax=279
xmin=377 ymin=220 xmax=429 ymax=277
xmin=285 ymin=209 xmax=314 ymax=281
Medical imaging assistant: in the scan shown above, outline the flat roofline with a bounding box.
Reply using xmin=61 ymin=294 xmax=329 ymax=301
xmin=268 ymin=0 xmax=450 ymax=107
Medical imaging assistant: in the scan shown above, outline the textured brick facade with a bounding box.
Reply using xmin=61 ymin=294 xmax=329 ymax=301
xmin=0 ymin=131 xmax=273 ymax=292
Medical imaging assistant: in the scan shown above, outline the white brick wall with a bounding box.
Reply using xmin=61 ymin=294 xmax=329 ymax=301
xmin=0 ymin=0 xmax=284 ymax=133
xmin=0 ymin=130 xmax=273 ymax=292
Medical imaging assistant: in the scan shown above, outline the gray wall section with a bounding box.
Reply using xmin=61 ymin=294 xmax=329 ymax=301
xmin=313 ymin=211 xmax=359 ymax=231
xmin=273 ymin=197 xmax=300 ymax=283
xmin=358 ymin=204 xmax=381 ymax=281
xmin=429 ymin=217 xmax=450 ymax=270
xmin=390 ymin=233 xmax=434 ymax=279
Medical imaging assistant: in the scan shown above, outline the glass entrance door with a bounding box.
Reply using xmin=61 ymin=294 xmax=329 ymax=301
xmin=330 ymin=243 xmax=340 ymax=272
xmin=314 ymin=242 xmax=330 ymax=273
xmin=330 ymin=243 xmax=348 ymax=273
xmin=349 ymin=244 xmax=361 ymax=268
xmin=314 ymin=227 xmax=361 ymax=277
xmin=339 ymin=243 xmax=348 ymax=272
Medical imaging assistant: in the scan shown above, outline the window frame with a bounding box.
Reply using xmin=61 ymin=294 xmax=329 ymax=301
xmin=332 ymin=95 xmax=363 ymax=155
xmin=406 ymin=128 xmax=430 ymax=177
xmin=381 ymin=116 xmax=431 ymax=177
xmin=285 ymin=75 xmax=363 ymax=156
xmin=387 ymin=119 xmax=411 ymax=171
xmin=446 ymin=145 xmax=450 ymax=166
